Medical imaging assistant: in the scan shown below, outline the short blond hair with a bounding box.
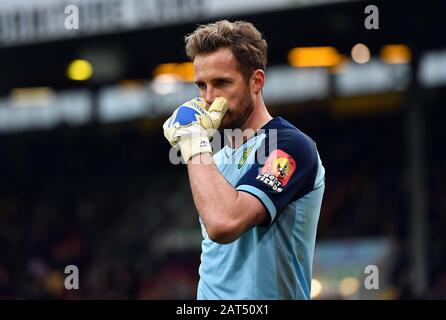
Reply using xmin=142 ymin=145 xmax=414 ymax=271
xmin=185 ymin=20 xmax=268 ymax=81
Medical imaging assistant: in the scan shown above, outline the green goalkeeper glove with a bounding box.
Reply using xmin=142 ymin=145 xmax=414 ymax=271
xmin=163 ymin=97 xmax=228 ymax=163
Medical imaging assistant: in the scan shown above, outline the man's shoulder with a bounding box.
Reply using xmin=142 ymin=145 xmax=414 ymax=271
xmin=263 ymin=117 xmax=317 ymax=151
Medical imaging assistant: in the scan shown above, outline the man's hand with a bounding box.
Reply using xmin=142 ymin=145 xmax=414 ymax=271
xmin=163 ymin=97 xmax=228 ymax=163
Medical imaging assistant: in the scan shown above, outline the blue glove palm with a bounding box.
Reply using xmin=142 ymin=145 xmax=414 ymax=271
xmin=163 ymin=97 xmax=228 ymax=163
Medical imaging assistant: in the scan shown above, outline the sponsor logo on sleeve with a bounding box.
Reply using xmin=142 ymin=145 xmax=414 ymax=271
xmin=256 ymin=149 xmax=296 ymax=192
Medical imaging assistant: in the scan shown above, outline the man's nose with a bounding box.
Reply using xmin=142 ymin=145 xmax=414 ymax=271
xmin=204 ymin=87 xmax=216 ymax=105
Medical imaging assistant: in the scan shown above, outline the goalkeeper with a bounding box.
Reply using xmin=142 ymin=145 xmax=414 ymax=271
xmin=163 ymin=20 xmax=325 ymax=300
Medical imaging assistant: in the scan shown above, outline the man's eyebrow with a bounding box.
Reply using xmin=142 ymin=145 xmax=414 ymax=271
xmin=194 ymin=77 xmax=232 ymax=85
xmin=209 ymin=77 xmax=233 ymax=85
xmin=212 ymin=77 xmax=232 ymax=81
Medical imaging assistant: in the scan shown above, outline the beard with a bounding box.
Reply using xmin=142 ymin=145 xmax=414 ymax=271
xmin=219 ymin=89 xmax=254 ymax=131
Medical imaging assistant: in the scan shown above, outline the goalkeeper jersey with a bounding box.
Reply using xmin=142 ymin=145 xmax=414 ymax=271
xmin=197 ymin=117 xmax=325 ymax=300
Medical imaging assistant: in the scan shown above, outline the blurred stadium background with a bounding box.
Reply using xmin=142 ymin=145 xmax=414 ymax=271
xmin=0 ymin=0 xmax=445 ymax=299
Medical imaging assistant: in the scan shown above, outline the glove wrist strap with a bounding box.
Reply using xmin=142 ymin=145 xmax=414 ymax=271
xmin=179 ymin=134 xmax=212 ymax=164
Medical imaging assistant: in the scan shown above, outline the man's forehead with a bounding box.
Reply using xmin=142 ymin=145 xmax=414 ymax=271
xmin=193 ymin=48 xmax=238 ymax=77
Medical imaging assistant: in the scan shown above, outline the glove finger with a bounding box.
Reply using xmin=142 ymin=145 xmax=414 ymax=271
xmin=207 ymin=97 xmax=228 ymax=115
xmin=205 ymin=97 xmax=228 ymax=128
xmin=163 ymin=117 xmax=179 ymax=146
xmin=191 ymin=97 xmax=207 ymax=110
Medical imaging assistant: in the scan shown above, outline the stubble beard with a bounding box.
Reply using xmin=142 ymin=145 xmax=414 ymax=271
xmin=220 ymin=90 xmax=254 ymax=132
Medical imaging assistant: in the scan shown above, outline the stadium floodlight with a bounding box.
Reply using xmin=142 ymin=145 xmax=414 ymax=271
xmin=9 ymin=87 xmax=55 ymax=108
xmin=67 ymin=59 xmax=93 ymax=81
xmin=151 ymin=74 xmax=182 ymax=95
xmin=351 ymin=43 xmax=371 ymax=64
xmin=380 ymin=44 xmax=412 ymax=64
xmin=311 ymin=278 xmax=323 ymax=299
xmin=153 ymin=63 xmax=194 ymax=82
xmin=339 ymin=277 xmax=360 ymax=298
xmin=288 ymin=46 xmax=342 ymax=68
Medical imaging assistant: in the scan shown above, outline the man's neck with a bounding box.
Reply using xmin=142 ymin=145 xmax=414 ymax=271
xmin=228 ymin=98 xmax=273 ymax=149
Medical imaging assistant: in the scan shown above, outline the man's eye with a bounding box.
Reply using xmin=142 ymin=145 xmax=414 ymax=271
xmin=215 ymin=80 xmax=229 ymax=86
xmin=196 ymin=83 xmax=206 ymax=89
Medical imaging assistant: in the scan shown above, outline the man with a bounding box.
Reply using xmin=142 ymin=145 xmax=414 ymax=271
xmin=163 ymin=20 xmax=325 ymax=299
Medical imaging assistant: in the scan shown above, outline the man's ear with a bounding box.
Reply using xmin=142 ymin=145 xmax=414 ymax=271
xmin=250 ymin=69 xmax=265 ymax=94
